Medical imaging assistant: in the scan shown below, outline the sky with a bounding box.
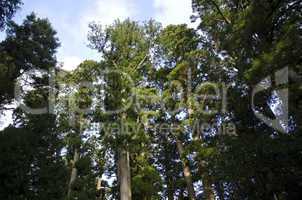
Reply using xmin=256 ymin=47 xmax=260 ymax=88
xmin=6 ymin=0 xmax=196 ymax=71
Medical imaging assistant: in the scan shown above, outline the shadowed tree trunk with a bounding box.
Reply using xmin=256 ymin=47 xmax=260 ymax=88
xmin=167 ymin=177 xmax=175 ymax=200
xmin=67 ymin=148 xmax=79 ymax=199
xmin=199 ymin=162 xmax=215 ymax=200
xmin=176 ymin=138 xmax=196 ymax=200
xmin=118 ymin=148 xmax=132 ymax=200
xmin=203 ymin=178 xmax=215 ymax=200
xmin=215 ymin=182 xmax=225 ymax=200
xmin=189 ymin=96 xmax=215 ymax=200
xmin=96 ymin=177 xmax=106 ymax=200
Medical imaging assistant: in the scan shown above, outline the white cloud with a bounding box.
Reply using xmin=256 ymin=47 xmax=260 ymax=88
xmin=153 ymin=0 xmax=193 ymax=27
xmin=61 ymin=56 xmax=82 ymax=71
xmin=58 ymin=0 xmax=196 ymax=71
xmin=86 ymin=0 xmax=137 ymax=24
xmin=80 ymin=0 xmax=138 ymax=37
xmin=59 ymin=0 xmax=138 ymax=71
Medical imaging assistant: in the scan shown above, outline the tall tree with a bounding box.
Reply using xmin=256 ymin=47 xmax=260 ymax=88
xmin=88 ymin=19 xmax=160 ymax=200
xmin=192 ymin=0 xmax=302 ymax=199
xmin=0 ymin=13 xmax=67 ymax=200
xmin=56 ymin=60 xmax=103 ymax=200
xmin=155 ymin=24 xmax=207 ymax=199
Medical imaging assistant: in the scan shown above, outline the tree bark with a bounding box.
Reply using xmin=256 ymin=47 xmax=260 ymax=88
xmin=118 ymin=148 xmax=132 ymax=200
xmin=67 ymin=148 xmax=79 ymax=199
xmin=167 ymin=178 xmax=175 ymax=200
xmin=199 ymin=162 xmax=215 ymax=200
xmin=203 ymin=178 xmax=215 ymax=200
xmin=176 ymin=138 xmax=196 ymax=200
xmin=215 ymin=182 xmax=224 ymax=200
xmin=96 ymin=177 xmax=106 ymax=200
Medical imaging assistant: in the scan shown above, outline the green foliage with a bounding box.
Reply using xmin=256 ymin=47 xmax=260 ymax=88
xmin=0 ymin=0 xmax=22 ymax=30
xmin=0 ymin=13 xmax=59 ymax=109
xmin=0 ymin=121 xmax=68 ymax=200
xmin=132 ymin=165 xmax=162 ymax=200
xmin=0 ymin=1 xmax=301 ymax=199
xmin=192 ymin=0 xmax=302 ymax=199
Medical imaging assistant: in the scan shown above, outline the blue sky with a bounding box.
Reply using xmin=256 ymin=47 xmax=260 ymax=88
xmin=6 ymin=0 xmax=195 ymax=71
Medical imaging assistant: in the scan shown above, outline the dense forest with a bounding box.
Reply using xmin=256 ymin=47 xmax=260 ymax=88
xmin=0 ymin=0 xmax=301 ymax=199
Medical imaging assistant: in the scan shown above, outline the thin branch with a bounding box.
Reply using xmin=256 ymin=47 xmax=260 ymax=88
xmin=265 ymin=0 xmax=282 ymax=21
xmin=210 ymin=0 xmax=231 ymax=24
xmin=112 ymin=60 xmax=119 ymax=68
xmin=132 ymin=54 xmax=148 ymax=72
xmin=2 ymin=107 xmax=15 ymax=110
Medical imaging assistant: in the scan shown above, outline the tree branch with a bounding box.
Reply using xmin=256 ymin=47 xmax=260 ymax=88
xmin=210 ymin=0 xmax=231 ymax=24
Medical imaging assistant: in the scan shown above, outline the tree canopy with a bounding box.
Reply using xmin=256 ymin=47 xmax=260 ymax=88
xmin=0 ymin=1 xmax=301 ymax=200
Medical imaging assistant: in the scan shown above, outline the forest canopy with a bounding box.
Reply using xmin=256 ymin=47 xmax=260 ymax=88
xmin=0 ymin=0 xmax=301 ymax=200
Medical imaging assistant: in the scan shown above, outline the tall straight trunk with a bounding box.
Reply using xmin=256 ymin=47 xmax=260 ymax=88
xmin=167 ymin=178 xmax=175 ymax=200
xmin=187 ymin=68 xmax=215 ymax=200
xmin=96 ymin=177 xmax=105 ymax=200
xmin=195 ymin=133 xmax=215 ymax=200
xmin=173 ymin=96 xmax=197 ymax=200
xmin=176 ymin=138 xmax=196 ymax=200
xmin=198 ymin=162 xmax=215 ymax=200
xmin=215 ymin=182 xmax=224 ymax=200
xmin=118 ymin=148 xmax=132 ymax=200
xmin=67 ymin=148 xmax=79 ymax=199
xmin=189 ymin=99 xmax=215 ymax=200
xmin=203 ymin=177 xmax=215 ymax=200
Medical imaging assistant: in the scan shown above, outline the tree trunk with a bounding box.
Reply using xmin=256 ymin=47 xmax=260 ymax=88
xmin=199 ymin=162 xmax=215 ymax=200
xmin=203 ymin=177 xmax=215 ymax=200
xmin=176 ymin=138 xmax=196 ymax=200
xmin=167 ymin=178 xmax=175 ymax=200
xmin=118 ymin=148 xmax=132 ymax=200
xmin=67 ymin=148 xmax=79 ymax=199
xmin=215 ymin=182 xmax=224 ymax=200
xmin=96 ymin=177 xmax=106 ymax=200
